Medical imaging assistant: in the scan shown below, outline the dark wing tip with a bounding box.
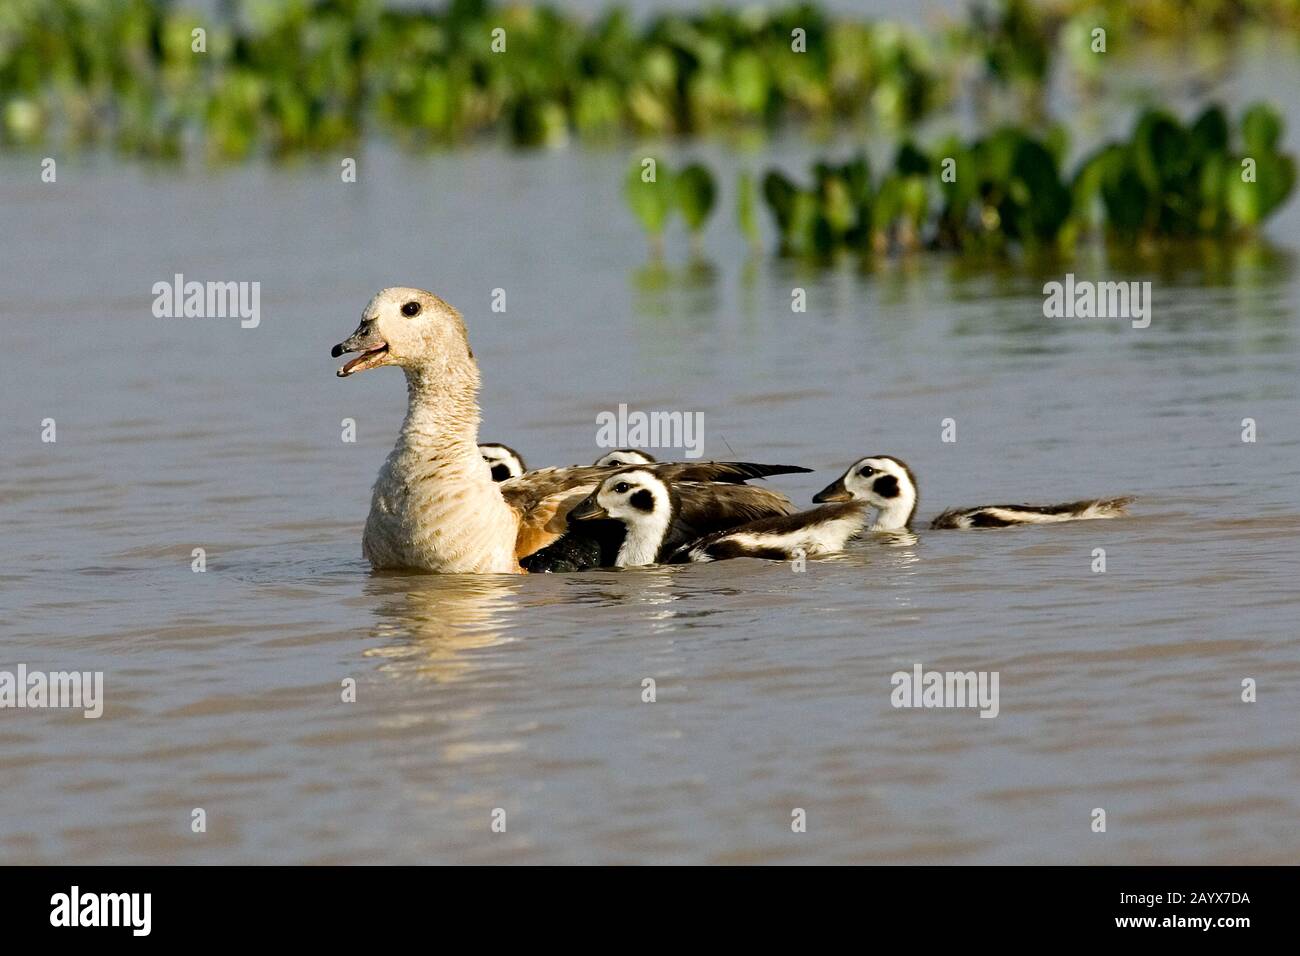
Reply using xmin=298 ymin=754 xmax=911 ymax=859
xmin=662 ymin=461 xmax=813 ymax=483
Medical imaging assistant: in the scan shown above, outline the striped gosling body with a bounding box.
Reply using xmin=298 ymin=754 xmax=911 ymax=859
xmin=930 ymin=498 xmax=1135 ymax=529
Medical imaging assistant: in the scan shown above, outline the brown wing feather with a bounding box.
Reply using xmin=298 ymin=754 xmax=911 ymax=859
xmin=674 ymin=483 xmax=797 ymax=533
xmin=501 ymin=466 xmax=608 ymax=559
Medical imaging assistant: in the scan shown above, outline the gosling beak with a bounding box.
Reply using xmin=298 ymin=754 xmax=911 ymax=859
xmin=332 ymin=322 xmax=390 ymax=377
xmin=566 ymin=495 xmax=608 ymax=522
xmin=812 ymin=476 xmax=852 ymax=503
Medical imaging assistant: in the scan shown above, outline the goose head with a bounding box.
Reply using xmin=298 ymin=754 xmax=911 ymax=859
xmin=332 ymin=287 xmax=474 ymax=379
xmin=813 ymin=455 xmax=919 ymax=530
xmin=480 ymin=443 xmax=527 ymax=482
xmin=592 ymin=449 xmax=658 ymax=467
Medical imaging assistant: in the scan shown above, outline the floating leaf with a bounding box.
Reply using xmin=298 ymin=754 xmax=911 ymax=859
xmin=1226 ymin=152 xmax=1297 ymax=226
xmin=676 ymin=163 xmax=717 ymax=234
xmin=1241 ymin=102 xmax=1283 ymax=156
xmin=624 ymin=158 xmax=675 ymax=253
xmin=762 ymin=170 xmax=799 ymax=242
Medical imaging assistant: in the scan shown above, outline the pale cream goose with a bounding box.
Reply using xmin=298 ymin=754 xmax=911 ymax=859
xmin=331 ymin=288 xmax=807 ymax=573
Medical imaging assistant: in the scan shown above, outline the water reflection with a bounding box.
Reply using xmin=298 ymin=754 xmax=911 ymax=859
xmin=876 ymin=529 xmax=921 ymax=552
xmin=631 ymin=259 xmax=723 ymax=335
xmin=361 ymin=573 xmax=520 ymax=684
xmin=567 ymin=565 xmax=685 ymax=624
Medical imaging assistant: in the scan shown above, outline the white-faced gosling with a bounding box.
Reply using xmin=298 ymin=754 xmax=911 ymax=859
xmin=812 ymin=455 xmax=1135 ymax=530
xmin=479 ymin=443 xmax=527 ymax=482
xmin=593 ymin=449 xmax=657 ymax=467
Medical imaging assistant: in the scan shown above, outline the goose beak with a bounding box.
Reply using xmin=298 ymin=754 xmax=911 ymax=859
xmin=567 ymin=496 xmax=608 ymax=522
xmin=332 ymin=323 xmax=390 ymax=377
xmin=812 ymin=476 xmax=852 ymax=503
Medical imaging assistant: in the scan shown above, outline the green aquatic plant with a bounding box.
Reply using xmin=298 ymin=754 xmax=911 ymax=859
xmin=750 ymin=102 xmax=1294 ymax=259
xmin=735 ymin=170 xmax=762 ymax=252
xmin=1057 ymin=0 xmax=1300 ymax=35
xmin=624 ymin=158 xmax=675 ymax=258
xmin=1073 ymin=103 xmax=1296 ymax=238
xmin=0 ymin=0 xmax=953 ymax=158
xmin=934 ymin=127 xmax=1072 ymax=252
xmin=962 ymin=0 xmax=1055 ymax=89
xmin=675 ymin=163 xmax=717 ymax=253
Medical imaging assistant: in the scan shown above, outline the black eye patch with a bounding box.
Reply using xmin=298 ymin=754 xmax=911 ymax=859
xmin=629 ymin=489 xmax=655 ymax=511
xmin=489 ymin=463 xmax=510 ymax=482
xmin=873 ymin=475 xmax=900 ymax=499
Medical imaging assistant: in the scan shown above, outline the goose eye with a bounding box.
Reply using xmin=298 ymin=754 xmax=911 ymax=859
xmin=613 ymin=482 xmax=630 ymax=494
xmin=401 ymin=301 xmax=421 ymax=317
xmin=858 ymin=466 xmax=875 ymax=477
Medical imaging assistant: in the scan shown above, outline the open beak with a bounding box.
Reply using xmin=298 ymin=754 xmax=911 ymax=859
xmin=566 ymin=495 xmax=608 ymax=522
xmin=332 ymin=322 xmax=390 ymax=377
xmin=812 ymin=476 xmax=852 ymax=503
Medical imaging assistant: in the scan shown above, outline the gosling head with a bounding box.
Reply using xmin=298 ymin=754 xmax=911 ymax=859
xmin=567 ymin=469 xmax=671 ymax=524
xmin=332 ymin=287 xmax=474 ymax=379
xmin=593 ymin=449 xmax=658 ymax=467
xmin=813 ymin=455 xmax=919 ymax=531
xmin=479 ymin=443 xmax=527 ymax=482
xmin=565 ymin=469 xmax=675 ymax=566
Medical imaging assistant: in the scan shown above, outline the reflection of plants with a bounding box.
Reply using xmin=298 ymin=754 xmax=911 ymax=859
xmin=754 ymin=102 xmax=1294 ymax=259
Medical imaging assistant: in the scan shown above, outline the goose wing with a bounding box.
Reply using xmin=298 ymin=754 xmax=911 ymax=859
xmin=500 ymin=466 xmax=611 ymax=559
xmin=654 ymin=461 xmax=811 ymax=484
xmin=673 ymin=482 xmax=798 ymax=533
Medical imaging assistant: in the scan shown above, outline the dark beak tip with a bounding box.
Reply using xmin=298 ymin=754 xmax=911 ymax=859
xmin=812 ymin=482 xmax=848 ymax=503
xmin=330 ymin=343 xmax=346 ymax=358
xmin=568 ymin=500 xmax=604 ymax=522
